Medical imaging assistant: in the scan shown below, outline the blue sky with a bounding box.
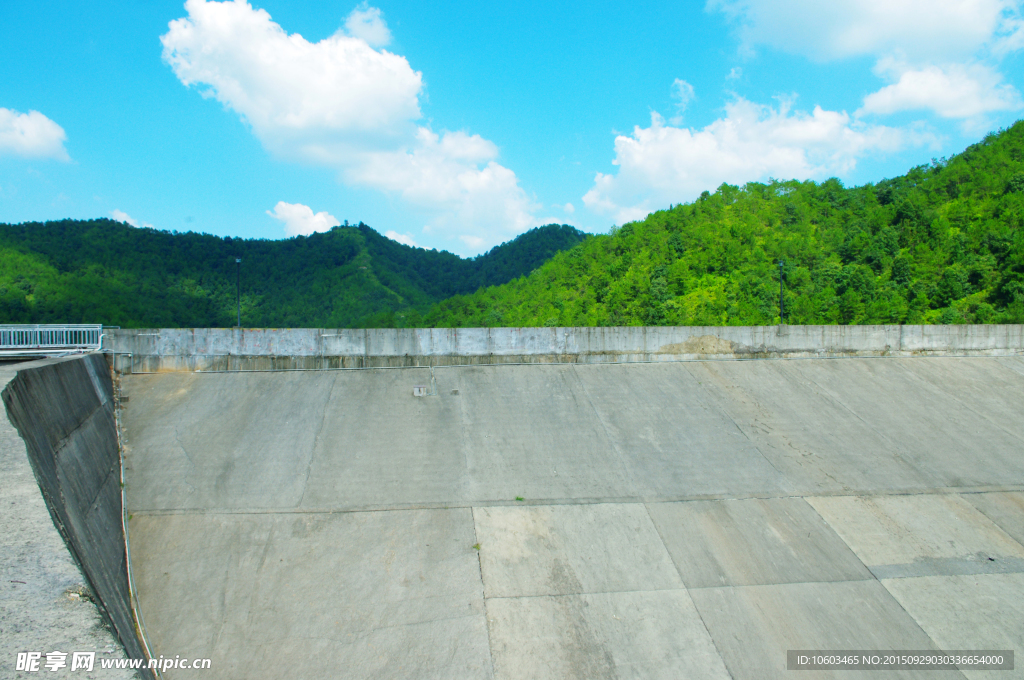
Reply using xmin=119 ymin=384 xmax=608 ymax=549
xmin=2 ymin=1 xmax=1023 ymax=255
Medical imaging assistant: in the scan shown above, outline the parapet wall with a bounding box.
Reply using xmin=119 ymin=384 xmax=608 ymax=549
xmin=1 ymin=354 xmax=153 ymax=678
xmin=102 ymin=325 xmax=1024 ymax=372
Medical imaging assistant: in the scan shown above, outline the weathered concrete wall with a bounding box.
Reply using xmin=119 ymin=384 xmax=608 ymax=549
xmin=103 ymin=325 xmax=1024 ymax=372
xmin=2 ymin=354 xmax=153 ymax=678
xmin=0 ymin=360 xmax=138 ymax=678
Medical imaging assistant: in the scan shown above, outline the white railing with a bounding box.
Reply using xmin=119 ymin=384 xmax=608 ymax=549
xmin=0 ymin=324 xmax=103 ymax=354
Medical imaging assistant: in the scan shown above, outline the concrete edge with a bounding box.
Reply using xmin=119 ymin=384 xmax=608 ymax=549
xmin=100 ymin=325 xmax=1024 ymax=373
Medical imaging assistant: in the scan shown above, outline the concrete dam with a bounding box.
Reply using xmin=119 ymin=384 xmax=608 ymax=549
xmin=3 ymin=325 xmax=1024 ymax=679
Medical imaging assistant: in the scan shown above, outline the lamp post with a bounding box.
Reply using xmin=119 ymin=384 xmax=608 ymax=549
xmin=778 ymin=259 xmax=785 ymax=325
xmin=235 ymin=258 xmax=242 ymax=328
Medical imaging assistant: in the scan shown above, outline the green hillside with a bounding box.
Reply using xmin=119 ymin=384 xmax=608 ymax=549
xmin=425 ymin=121 xmax=1024 ymax=327
xmin=0 ymin=221 xmax=587 ymax=328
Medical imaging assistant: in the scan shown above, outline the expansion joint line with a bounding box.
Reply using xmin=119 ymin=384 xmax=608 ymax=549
xmin=641 ymin=501 xmax=735 ymax=679
xmin=297 ymin=375 xmax=337 ymax=508
xmin=470 ymin=508 xmax=497 ymax=679
xmin=569 ymin=363 xmax=639 ymax=496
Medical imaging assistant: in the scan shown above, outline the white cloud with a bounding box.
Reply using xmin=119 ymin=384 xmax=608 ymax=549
xmin=384 ymin=230 xmax=418 ymax=247
xmin=859 ymin=61 xmax=1022 ymax=118
xmin=671 ymin=79 xmax=695 ymax=111
xmin=349 ymin=128 xmax=539 ymax=244
xmin=669 ymin=79 xmax=696 ymax=125
xmin=111 ymin=209 xmax=136 ymax=226
xmin=344 ymin=3 xmax=391 ymax=47
xmin=162 ymin=0 xmax=539 ymax=254
xmin=0 ymin=108 xmax=70 ymax=161
xmin=563 ymin=202 xmax=575 ymax=214
xmin=708 ymin=0 xmax=1013 ymax=62
xmin=111 ymin=209 xmax=153 ymax=229
xmin=710 ymin=0 xmax=1024 ymax=125
xmin=161 ymin=0 xmax=421 ymax=151
xmin=727 ymin=66 xmax=743 ymax=80
xmin=583 ymin=99 xmax=928 ymax=224
xmin=994 ymin=14 xmax=1024 ymax=54
xmin=266 ymin=201 xmax=341 ymax=236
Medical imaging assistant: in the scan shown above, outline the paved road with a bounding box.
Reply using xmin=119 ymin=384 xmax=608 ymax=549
xmin=121 ymin=357 xmax=1024 ymax=679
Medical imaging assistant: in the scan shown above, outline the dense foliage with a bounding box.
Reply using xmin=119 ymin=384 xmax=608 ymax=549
xmin=425 ymin=121 xmax=1024 ymax=327
xmin=0 ymin=221 xmax=587 ymax=328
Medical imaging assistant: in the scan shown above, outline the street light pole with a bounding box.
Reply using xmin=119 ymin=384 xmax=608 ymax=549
xmin=235 ymin=258 xmax=242 ymax=328
xmin=779 ymin=259 xmax=785 ymax=325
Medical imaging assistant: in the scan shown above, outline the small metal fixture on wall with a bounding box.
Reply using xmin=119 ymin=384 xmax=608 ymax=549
xmin=412 ymin=367 xmax=439 ymax=397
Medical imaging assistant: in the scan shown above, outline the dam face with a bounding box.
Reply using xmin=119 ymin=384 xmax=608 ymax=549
xmin=115 ymin=357 xmax=1024 ymax=679
xmin=4 ymin=326 xmax=1024 ymax=679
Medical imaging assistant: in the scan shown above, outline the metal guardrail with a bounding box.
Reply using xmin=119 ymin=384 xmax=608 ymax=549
xmin=0 ymin=324 xmax=103 ymax=355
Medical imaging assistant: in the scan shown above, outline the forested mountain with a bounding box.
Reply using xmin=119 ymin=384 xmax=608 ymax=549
xmin=6 ymin=122 xmax=1024 ymax=330
xmin=0 ymin=221 xmax=587 ymax=328
xmin=425 ymin=121 xmax=1024 ymax=327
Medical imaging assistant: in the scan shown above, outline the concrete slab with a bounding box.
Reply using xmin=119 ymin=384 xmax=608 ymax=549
xmin=297 ymin=368 xmax=471 ymax=509
xmin=684 ymin=360 xmax=937 ymax=493
xmin=898 ymin=357 xmax=1024 ymax=445
xmin=689 ymin=580 xmax=965 ymax=680
xmin=485 ymin=590 xmax=729 ymax=680
xmin=449 ymin=366 xmax=641 ymax=503
xmin=787 ymin=359 xmax=1024 ymax=489
xmin=807 ymin=494 xmax=1024 ymax=579
xmin=129 ymin=508 xmax=492 ymax=679
xmin=647 ymin=497 xmax=872 ymax=587
xmin=472 ymin=504 xmax=682 ymax=598
xmin=123 ymin=359 xmax=1024 ymax=514
xmin=964 ymin=491 xmax=1024 ymax=546
xmin=261 ymin=365 xmax=650 ymax=509
xmin=122 ymin=372 xmax=335 ymax=511
xmin=572 ymin=363 xmax=790 ymax=498
xmin=994 ymin=354 xmax=1024 ymax=379
xmin=880 ymin=573 xmax=1024 ymax=680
